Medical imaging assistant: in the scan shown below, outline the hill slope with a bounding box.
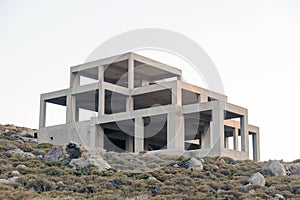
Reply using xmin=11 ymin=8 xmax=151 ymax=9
xmin=0 ymin=124 xmax=300 ymax=200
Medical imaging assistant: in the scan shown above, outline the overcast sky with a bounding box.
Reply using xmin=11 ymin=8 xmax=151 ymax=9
xmin=1 ymin=0 xmax=300 ymax=161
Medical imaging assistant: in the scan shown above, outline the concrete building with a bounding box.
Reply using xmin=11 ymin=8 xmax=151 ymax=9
xmin=38 ymin=52 xmax=260 ymax=161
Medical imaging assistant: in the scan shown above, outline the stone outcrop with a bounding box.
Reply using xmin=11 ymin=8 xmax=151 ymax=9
xmin=69 ymin=152 xmax=111 ymax=171
xmin=247 ymin=172 xmax=265 ymax=187
xmin=262 ymin=160 xmax=286 ymax=176
xmin=285 ymin=163 xmax=300 ymax=176
xmin=187 ymin=158 xmax=203 ymax=171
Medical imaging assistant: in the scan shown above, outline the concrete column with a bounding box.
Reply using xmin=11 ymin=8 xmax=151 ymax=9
xmin=202 ymin=121 xmax=213 ymax=148
xmin=126 ymin=136 xmax=134 ymax=152
xmin=127 ymin=57 xmax=134 ymax=112
xmin=233 ymin=128 xmax=239 ymax=150
xmin=128 ymin=56 xmax=134 ymax=89
xmin=70 ymin=71 xmax=80 ymax=87
xmin=172 ymin=83 xmax=182 ymax=106
xmin=224 ymin=137 xmax=229 ymax=148
xmin=134 ymin=117 xmax=144 ymax=153
xmin=66 ymin=94 xmax=76 ymax=123
xmin=90 ymin=125 xmax=104 ymax=149
xmin=98 ymin=66 xmax=105 ymax=116
xmin=240 ymin=114 xmax=249 ymax=154
xmin=252 ymin=130 xmax=260 ymax=161
xmin=167 ymin=112 xmax=184 ymax=151
xmin=39 ymin=98 xmax=46 ymax=128
xmin=212 ymin=102 xmax=224 ymax=152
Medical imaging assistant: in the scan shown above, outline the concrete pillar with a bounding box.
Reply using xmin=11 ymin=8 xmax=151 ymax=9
xmin=127 ymin=57 xmax=134 ymax=112
xmin=126 ymin=136 xmax=134 ymax=152
xmin=128 ymin=56 xmax=134 ymax=89
xmin=240 ymin=114 xmax=249 ymax=154
xmin=70 ymin=71 xmax=80 ymax=87
xmin=98 ymin=66 xmax=105 ymax=116
xmin=172 ymin=83 xmax=182 ymax=106
xmin=212 ymin=102 xmax=224 ymax=152
xmin=134 ymin=117 xmax=144 ymax=153
xmin=167 ymin=112 xmax=184 ymax=151
xmin=39 ymin=98 xmax=46 ymax=128
xmin=202 ymin=121 xmax=213 ymax=148
xmin=224 ymin=137 xmax=229 ymax=148
xmin=233 ymin=128 xmax=239 ymax=150
xmin=90 ymin=125 xmax=104 ymax=149
xmin=66 ymin=94 xmax=76 ymax=123
xmin=252 ymin=130 xmax=260 ymax=161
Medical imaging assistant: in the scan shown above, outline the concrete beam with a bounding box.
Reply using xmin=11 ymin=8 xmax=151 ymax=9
xmin=71 ymin=53 xmax=130 ymax=73
xmin=132 ymin=53 xmax=182 ymax=77
xmin=179 ymin=80 xmax=227 ymax=102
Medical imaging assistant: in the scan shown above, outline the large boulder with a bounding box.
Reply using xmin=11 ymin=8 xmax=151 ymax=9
xmin=285 ymin=163 xmax=300 ymax=176
xmin=43 ymin=141 xmax=83 ymax=161
xmin=247 ymin=172 xmax=265 ymax=187
xmin=43 ymin=145 xmax=65 ymax=161
xmin=69 ymin=152 xmax=111 ymax=171
xmin=262 ymin=160 xmax=286 ymax=176
xmin=187 ymin=158 xmax=203 ymax=171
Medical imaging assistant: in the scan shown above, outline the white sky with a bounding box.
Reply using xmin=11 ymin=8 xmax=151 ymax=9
xmin=1 ymin=0 xmax=300 ymax=161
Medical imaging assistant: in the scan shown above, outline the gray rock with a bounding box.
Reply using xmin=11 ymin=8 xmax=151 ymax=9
xmin=69 ymin=152 xmax=111 ymax=171
xmin=274 ymin=194 xmax=285 ymax=199
xmin=285 ymin=163 xmax=300 ymax=176
xmin=262 ymin=160 xmax=286 ymax=176
xmin=44 ymin=141 xmax=83 ymax=162
xmin=11 ymin=170 xmax=20 ymax=176
xmin=10 ymin=149 xmax=35 ymax=158
xmin=16 ymin=164 xmax=27 ymax=169
xmin=188 ymin=158 xmax=203 ymax=171
xmin=43 ymin=146 xmax=66 ymax=161
xmin=148 ymin=176 xmax=157 ymax=181
xmin=0 ymin=177 xmax=18 ymax=183
xmin=249 ymin=190 xmax=256 ymax=194
xmin=63 ymin=141 xmax=82 ymax=159
xmin=10 ymin=134 xmax=37 ymax=142
xmin=7 ymin=176 xmax=18 ymax=182
xmin=247 ymin=172 xmax=265 ymax=187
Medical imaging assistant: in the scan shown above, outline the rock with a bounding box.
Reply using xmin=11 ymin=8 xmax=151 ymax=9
xmin=148 ymin=176 xmax=157 ymax=181
xmin=262 ymin=160 xmax=286 ymax=176
xmin=247 ymin=172 xmax=265 ymax=187
xmin=274 ymin=194 xmax=285 ymax=199
xmin=69 ymin=152 xmax=111 ymax=171
xmin=0 ymin=177 xmax=18 ymax=183
xmin=0 ymin=179 xmax=8 ymax=183
xmin=218 ymin=159 xmax=226 ymax=165
xmin=7 ymin=176 xmax=18 ymax=182
xmin=286 ymin=163 xmax=300 ymax=176
xmin=43 ymin=145 xmax=66 ymax=161
xmin=249 ymin=190 xmax=256 ymax=194
xmin=173 ymin=164 xmax=179 ymax=168
xmin=10 ymin=134 xmax=37 ymax=142
xmin=64 ymin=142 xmax=82 ymax=159
xmin=44 ymin=142 xmax=84 ymax=162
xmin=11 ymin=170 xmax=20 ymax=176
xmin=16 ymin=164 xmax=27 ymax=169
xmin=187 ymin=158 xmax=203 ymax=171
xmin=9 ymin=149 xmax=35 ymax=158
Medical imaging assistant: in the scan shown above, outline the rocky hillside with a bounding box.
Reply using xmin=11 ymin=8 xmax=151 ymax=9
xmin=0 ymin=124 xmax=300 ymax=200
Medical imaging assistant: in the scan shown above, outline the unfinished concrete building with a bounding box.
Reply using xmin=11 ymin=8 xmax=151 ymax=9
xmin=38 ymin=52 xmax=260 ymax=161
